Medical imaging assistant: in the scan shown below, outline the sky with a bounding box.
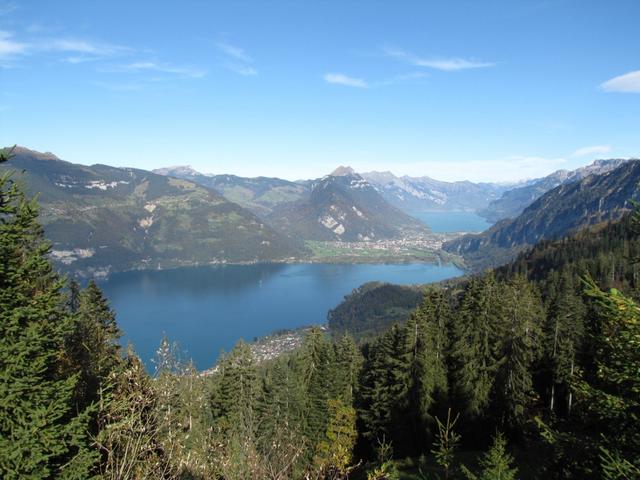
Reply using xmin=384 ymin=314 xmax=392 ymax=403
xmin=0 ymin=0 xmax=639 ymax=182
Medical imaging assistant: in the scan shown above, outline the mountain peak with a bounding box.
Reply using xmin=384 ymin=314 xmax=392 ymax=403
xmin=153 ymin=165 xmax=200 ymax=177
xmin=330 ymin=166 xmax=356 ymax=177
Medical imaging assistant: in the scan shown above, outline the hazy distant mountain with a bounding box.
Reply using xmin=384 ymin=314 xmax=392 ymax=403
xmin=361 ymin=171 xmax=511 ymax=213
xmin=153 ymin=166 xmax=309 ymax=217
xmin=444 ymin=160 xmax=640 ymax=270
xmin=478 ymin=159 xmax=628 ymax=222
xmin=267 ymin=167 xmax=430 ymax=242
xmin=2 ymin=147 xmax=303 ymax=276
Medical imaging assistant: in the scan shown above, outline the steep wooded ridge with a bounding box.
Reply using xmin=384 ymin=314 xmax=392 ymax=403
xmin=267 ymin=167 xmax=430 ymax=241
xmin=0 ymin=147 xmax=303 ymax=276
xmin=478 ymin=159 xmax=628 ymax=222
xmin=444 ymin=160 xmax=640 ymax=270
xmin=361 ymin=170 xmax=510 ymax=212
xmin=153 ymin=166 xmax=309 ymax=217
xmin=327 ymin=282 xmax=423 ymax=340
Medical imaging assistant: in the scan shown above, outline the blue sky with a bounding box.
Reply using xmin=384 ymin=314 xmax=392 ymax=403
xmin=0 ymin=0 xmax=638 ymax=182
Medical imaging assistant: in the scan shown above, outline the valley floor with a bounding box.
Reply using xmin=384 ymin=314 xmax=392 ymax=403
xmin=305 ymin=233 xmax=464 ymax=266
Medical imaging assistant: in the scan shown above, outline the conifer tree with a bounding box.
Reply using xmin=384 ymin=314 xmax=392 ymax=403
xmin=461 ymin=432 xmax=518 ymax=480
xmin=493 ymin=275 xmax=543 ymax=429
xmin=67 ymin=279 xmax=122 ymax=411
xmin=451 ymin=274 xmax=504 ymax=419
xmin=544 ymin=269 xmax=585 ymax=415
xmin=358 ymin=324 xmax=410 ymax=454
xmin=211 ymin=340 xmax=259 ymax=436
xmin=404 ymin=288 xmax=450 ymax=450
xmin=0 ymin=151 xmax=96 ymax=478
xmin=300 ymin=328 xmax=335 ymax=460
xmin=332 ymin=334 xmax=362 ymax=405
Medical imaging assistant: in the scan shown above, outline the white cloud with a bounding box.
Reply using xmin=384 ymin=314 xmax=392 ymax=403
xmin=571 ymin=145 xmax=611 ymax=157
xmin=601 ymin=70 xmax=640 ymax=93
xmin=0 ymin=30 xmax=28 ymax=58
xmin=45 ymin=38 xmax=129 ymax=56
xmin=383 ymin=46 xmax=495 ymax=71
xmin=324 ymin=73 xmax=368 ymax=88
xmin=115 ymin=61 xmax=206 ymax=78
xmin=223 ymin=63 xmax=257 ymax=76
xmin=92 ymin=81 xmax=143 ymax=92
xmin=215 ymin=40 xmax=256 ymax=76
xmin=215 ymin=41 xmax=252 ymax=63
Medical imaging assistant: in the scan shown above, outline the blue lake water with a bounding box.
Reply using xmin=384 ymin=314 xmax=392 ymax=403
xmin=411 ymin=211 xmax=492 ymax=233
xmin=100 ymin=263 xmax=463 ymax=370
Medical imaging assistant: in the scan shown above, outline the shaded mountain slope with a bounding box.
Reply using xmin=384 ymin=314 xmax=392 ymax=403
xmin=478 ymin=159 xmax=628 ymax=222
xmin=444 ymin=160 xmax=640 ymax=270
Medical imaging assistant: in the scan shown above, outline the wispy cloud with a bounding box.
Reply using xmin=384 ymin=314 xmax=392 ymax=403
xmin=113 ymin=61 xmax=206 ymax=79
xmin=375 ymin=71 xmax=428 ymax=87
xmin=383 ymin=46 xmax=495 ymax=71
xmin=92 ymin=81 xmax=143 ymax=92
xmin=571 ymin=145 xmax=611 ymax=157
xmin=215 ymin=40 xmax=256 ymax=76
xmin=45 ymin=38 xmax=130 ymax=56
xmin=0 ymin=30 xmax=130 ymax=63
xmin=324 ymin=73 xmax=368 ymax=88
xmin=215 ymin=41 xmax=252 ymax=63
xmin=0 ymin=30 xmax=28 ymax=59
xmin=601 ymin=70 xmax=640 ymax=93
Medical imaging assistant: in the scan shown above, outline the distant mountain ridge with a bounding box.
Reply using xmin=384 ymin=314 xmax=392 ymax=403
xmin=2 ymin=147 xmax=303 ymax=276
xmin=360 ymin=171 xmax=512 ymax=213
xmin=444 ymin=160 xmax=640 ymax=270
xmin=267 ymin=168 xmax=430 ymax=242
xmin=156 ymin=165 xmax=430 ymax=242
xmin=153 ymin=166 xmax=309 ymax=217
xmin=478 ymin=159 xmax=628 ymax=222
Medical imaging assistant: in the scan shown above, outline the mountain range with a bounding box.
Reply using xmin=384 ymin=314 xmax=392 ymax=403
xmin=444 ymin=160 xmax=640 ymax=270
xmin=0 ymin=147 xmax=303 ymax=276
xmin=360 ymin=171 xmax=511 ymax=213
xmin=6 ymin=145 xmax=639 ymax=276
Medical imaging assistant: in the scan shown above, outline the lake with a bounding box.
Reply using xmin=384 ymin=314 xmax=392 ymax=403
xmin=411 ymin=211 xmax=492 ymax=233
xmin=100 ymin=263 xmax=463 ymax=370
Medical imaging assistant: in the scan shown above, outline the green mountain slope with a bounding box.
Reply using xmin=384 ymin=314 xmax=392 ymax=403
xmin=1 ymin=147 xmax=303 ymax=276
xmin=444 ymin=160 xmax=640 ymax=270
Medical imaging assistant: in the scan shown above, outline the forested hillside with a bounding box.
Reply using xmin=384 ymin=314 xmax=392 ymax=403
xmin=2 ymin=146 xmax=639 ymax=479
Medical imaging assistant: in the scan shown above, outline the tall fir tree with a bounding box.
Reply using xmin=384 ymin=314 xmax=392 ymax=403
xmin=493 ymin=275 xmax=543 ymax=430
xmin=66 ymin=280 xmax=122 ymax=412
xmin=451 ymin=274 xmax=504 ymax=420
xmin=0 ymin=151 xmax=96 ymax=478
xmin=544 ymin=269 xmax=585 ymax=415
xmin=403 ymin=288 xmax=450 ymax=452
xmin=358 ymin=324 xmax=411 ymax=455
